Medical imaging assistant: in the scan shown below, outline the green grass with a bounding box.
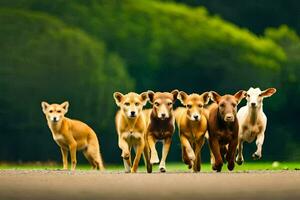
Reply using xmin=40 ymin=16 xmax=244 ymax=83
xmin=0 ymin=161 xmax=299 ymax=172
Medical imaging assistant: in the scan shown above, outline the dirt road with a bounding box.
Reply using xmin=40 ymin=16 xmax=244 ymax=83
xmin=0 ymin=170 xmax=299 ymax=200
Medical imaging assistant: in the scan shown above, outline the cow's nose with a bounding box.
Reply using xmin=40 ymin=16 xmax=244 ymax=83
xmin=193 ymin=115 xmax=199 ymax=120
xmin=161 ymin=113 xmax=166 ymax=118
xmin=224 ymin=114 xmax=234 ymax=122
xmin=130 ymin=111 xmax=136 ymax=116
xmin=251 ymin=102 xmax=256 ymax=107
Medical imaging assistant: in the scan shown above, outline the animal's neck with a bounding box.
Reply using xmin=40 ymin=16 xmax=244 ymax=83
xmin=248 ymin=105 xmax=261 ymax=125
xmin=122 ymin=112 xmax=139 ymax=131
xmin=48 ymin=118 xmax=64 ymax=133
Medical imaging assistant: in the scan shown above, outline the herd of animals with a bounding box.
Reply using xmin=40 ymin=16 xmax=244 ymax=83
xmin=41 ymin=87 xmax=276 ymax=173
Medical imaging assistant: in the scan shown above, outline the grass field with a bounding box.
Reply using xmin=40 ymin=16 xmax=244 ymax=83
xmin=1 ymin=161 xmax=299 ymax=172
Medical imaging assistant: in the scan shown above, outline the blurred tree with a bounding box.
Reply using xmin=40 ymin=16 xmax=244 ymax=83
xmin=0 ymin=0 xmax=284 ymax=91
xmin=264 ymin=25 xmax=300 ymax=160
xmin=0 ymin=8 xmax=133 ymax=162
xmin=171 ymin=0 xmax=300 ymax=35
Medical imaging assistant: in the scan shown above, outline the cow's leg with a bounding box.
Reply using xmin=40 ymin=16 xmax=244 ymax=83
xmin=236 ymin=138 xmax=244 ymax=165
xmin=209 ymin=137 xmax=223 ymax=172
xmin=159 ymin=137 xmax=172 ymax=173
xmin=180 ymin=135 xmax=195 ymax=163
xmin=143 ymin=140 xmax=152 ymax=173
xmin=226 ymin=139 xmax=238 ymax=171
xmin=148 ymin=134 xmax=159 ymax=164
xmin=131 ymin=141 xmax=144 ymax=173
xmin=193 ymin=136 xmax=205 ymax=172
xmin=119 ymin=136 xmax=130 ymax=160
xmin=252 ymin=133 xmax=265 ymax=160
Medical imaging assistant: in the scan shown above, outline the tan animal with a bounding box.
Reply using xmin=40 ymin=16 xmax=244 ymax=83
xmin=41 ymin=101 xmax=104 ymax=171
xmin=113 ymin=92 xmax=151 ymax=173
xmin=145 ymin=90 xmax=179 ymax=173
xmin=175 ymin=91 xmax=210 ymax=172
xmin=236 ymin=87 xmax=276 ymax=165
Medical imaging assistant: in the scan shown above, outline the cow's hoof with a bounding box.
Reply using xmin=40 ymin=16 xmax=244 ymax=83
xmin=130 ymin=168 xmax=137 ymax=173
xmin=188 ymin=160 xmax=194 ymax=170
xmin=236 ymin=158 xmax=244 ymax=165
xmin=252 ymin=153 xmax=261 ymax=160
xmin=159 ymin=167 xmax=166 ymax=173
xmin=193 ymin=168 xmax=200 ymax=173
xmin=227 ymin=162 xmax=235 ymax=171
xmin=213 ymin=163 xmax=223 ymax=172
xmin=147 ymin=164 xmax=153 ymax=173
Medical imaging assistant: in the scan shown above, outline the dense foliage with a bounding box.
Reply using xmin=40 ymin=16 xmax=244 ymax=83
xmin=0 ymin=8 xmax=133 ymax=161
xmin=0 ymin=0 xmax=299 ymax=163
xmin=172 ymin=0 xmax=300 ymax=35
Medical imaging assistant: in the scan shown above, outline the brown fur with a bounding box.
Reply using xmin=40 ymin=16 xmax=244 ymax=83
xmin=145 ymin=90 xmax=179 ymax=173
xmin=207 ymin=90 xmax=245 ymax=172
xmin=175 ymin=91 xmax=210 ymax=172
xmin=41 ymin=101 xmax=104 ymax=171
xmin=114 ymin=92 xmax=150 ymax=173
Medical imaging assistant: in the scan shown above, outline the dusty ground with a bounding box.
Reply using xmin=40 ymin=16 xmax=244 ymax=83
xmin=0 ymin=170 xmax=299 ymax=200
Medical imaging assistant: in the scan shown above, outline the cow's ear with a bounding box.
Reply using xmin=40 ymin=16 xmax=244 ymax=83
xmin=61 ymin=101 xmax=69 ymax=113
xmin=147 ymin=90 xmax=155 ymax=104
xmin=234 ymin=90 xmax=246 ymax=104
xmin=210 ymin=91 xmax=221 ymax=103
xmin=140 ymin=92 xmax=149 ymax=106
xmin=113 ymin=92 xmax=123 ymax=106
xmin=260 ymin=88 xmax=276 ymax=98
xmin=202 ymin=92 xmax=210 ymax=105
xmin=171 ymin=89 xmax=179 ymax=102
xmin=41 ymin=101 xmax=49 ymax=113
xmin=177 ymin=91 xmax=188 ymax=105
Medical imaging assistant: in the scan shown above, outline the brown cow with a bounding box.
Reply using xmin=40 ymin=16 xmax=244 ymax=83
xmin=144 ymin=90 xmax=179 ymax=173
xmin=207 ymin=90 xmax=246 ymax=172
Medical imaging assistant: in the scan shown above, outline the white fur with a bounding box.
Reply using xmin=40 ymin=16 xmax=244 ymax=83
xmin=191 ymin=112 xmax=201 ymax=121
xmin=236 ymin=87 xmax=273 ymax=164
xmin=50 ymin=116 xmax=60 ymax=122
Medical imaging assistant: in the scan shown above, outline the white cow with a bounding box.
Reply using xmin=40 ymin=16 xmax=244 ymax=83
xmin=236 ymin=87 xmax=276 ymax=165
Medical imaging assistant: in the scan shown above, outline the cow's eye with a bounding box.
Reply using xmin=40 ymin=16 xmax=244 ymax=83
xmin=167 ymin=102 xmax=172 ymax=106
xmin=220 ymin=103 xmax=225 ymax=107
xmin=125 ymin=102 xmax=130 ymax=106
xmin=232 ymin=103 xmax=237 ymax=107
xmin=155 ymin=102 xmax=160 ymax=106
xmin=57 ymin=110 xmax=61 ymax=113
xmin=198 ymin=104 xmax=203 ymax=108
xmin=187 ymin=104 xmax=192 ymax=109
xmin=135 ymin=102 xmax=140 ymax=106
xmin=49 ymin=110 xmax=53 ymax=113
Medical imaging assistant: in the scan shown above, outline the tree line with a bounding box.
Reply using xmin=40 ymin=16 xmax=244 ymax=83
xmin=0 ymin=0 xmax=299 ymax=163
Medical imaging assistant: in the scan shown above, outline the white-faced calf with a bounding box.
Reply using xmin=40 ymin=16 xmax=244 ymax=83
xmin=236 ymin=87 xmax=276 ymax=165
